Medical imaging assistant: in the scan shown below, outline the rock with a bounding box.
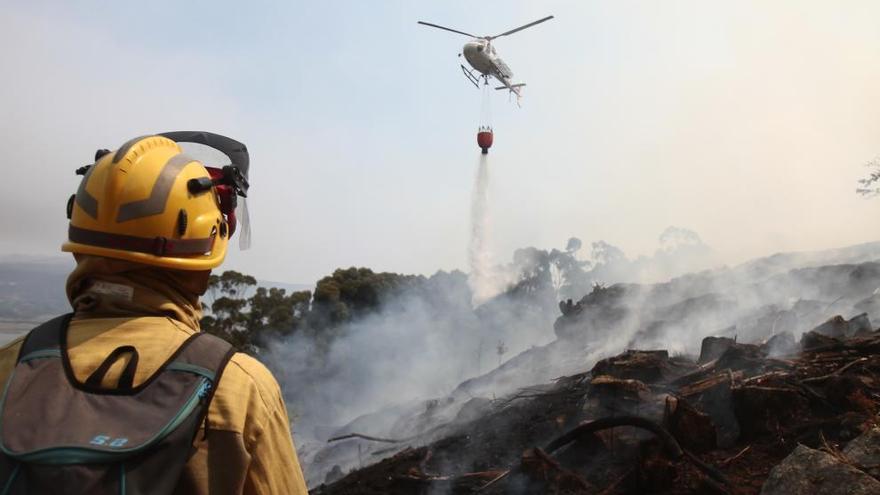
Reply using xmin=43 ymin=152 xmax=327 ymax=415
xmin=848 ymin=313 xmax=873 ymax=337
xmin=761 ymin=444 xmax=880 ymax=495
xmin=801 ymin=330 xmax=842 ymax=350
xmin=591 ymin=350 xmax=673 ymax=384
xmin=732 ymin=385 xmax=808 ymax=438
xmin=764 ymin=331 xmax=796 ymax=357
xmin=715 ymin=343 xmax=766 ymax=371
xmin=811 ymin=315 xmax=849 ymax=339
xmin=699 ymin=336 xmax=736 ymax=364
xmin=843 ymin=426 xmax=880 ymax=477
xmin=663 ymin=396 xmax=717 ymax=453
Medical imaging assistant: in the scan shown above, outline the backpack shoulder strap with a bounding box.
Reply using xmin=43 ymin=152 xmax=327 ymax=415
xmin=168 ymin=332 xmax=236 ymax=383
xmin=166 ymin=333 xmax=236 ymax=439
xmin=15 ymin=313 xmax=73 ymax=363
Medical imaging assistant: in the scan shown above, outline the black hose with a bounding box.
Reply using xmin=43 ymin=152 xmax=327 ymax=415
xmin=543 ymin=415 xmax=729 ymax=486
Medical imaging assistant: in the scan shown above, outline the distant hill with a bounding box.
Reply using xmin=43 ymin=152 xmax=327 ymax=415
xmin=3 ymin=243 xmax=880 ymax=322
xmin=732 ymin=241 xmax=880 ymax=279
xmin=0 ymin=255 xmax=72 ymax=322
xmin=0 ymin=255 xmax=313 ymax=321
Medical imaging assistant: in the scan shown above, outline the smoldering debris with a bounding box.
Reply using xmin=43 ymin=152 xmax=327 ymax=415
xmin=282 ymin=241 xmax=880 ymax=487
xmin=311 ymin=313 xmax=880 ymax=495
xmin=303 ymin=252 xmax=880 ymax=494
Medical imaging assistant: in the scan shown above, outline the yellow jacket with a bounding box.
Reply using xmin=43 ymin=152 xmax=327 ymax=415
xmin=0 ymin=256 xmax=308 ymax=494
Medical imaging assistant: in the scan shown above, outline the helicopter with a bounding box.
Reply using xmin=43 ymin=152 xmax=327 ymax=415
xmin=418 ymin=15 xmax=554 ymax=98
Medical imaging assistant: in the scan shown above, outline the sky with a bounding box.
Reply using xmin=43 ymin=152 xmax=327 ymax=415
xmin=2 ymin=1 xmax=880 ymax=285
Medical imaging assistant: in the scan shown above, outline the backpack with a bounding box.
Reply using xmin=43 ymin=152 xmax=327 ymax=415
xmin=0 ymin=314 xmax=234 ymax=494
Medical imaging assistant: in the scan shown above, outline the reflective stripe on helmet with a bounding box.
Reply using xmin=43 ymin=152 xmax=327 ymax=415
xmin=68 ymin=225 xmax=215 ymax=256
xmin=75 ymin=165 xmax=99 ymax=219
xmin=116 ymin=154 xmax=194 ymax=223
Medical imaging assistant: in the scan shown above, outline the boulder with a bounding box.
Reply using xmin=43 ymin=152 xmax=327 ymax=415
xmin=847 ymin=313 xmax=873 ymax=337
xmin=811 ymin=315 xmax=849 ymax=339
xmin=699 ymin=336 xmax=736 ymax=364
xmin=715 ymin=343 xmax=766 ymax=371
xmin=801 ymin=331 xmax=841 ymax=350
xmin=761 ymin=444 xmax=880 ymax=495
xmin=843 ymin=426 xmax=880 ymax=477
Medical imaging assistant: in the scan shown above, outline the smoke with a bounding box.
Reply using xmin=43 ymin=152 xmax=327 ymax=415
xmin=468 ymin=154 xmax=497 ymax=305
xmin=262 ymin=266 xmax=559 ymax=486
xmin=265 ymin=235 xmax=880 ymax=487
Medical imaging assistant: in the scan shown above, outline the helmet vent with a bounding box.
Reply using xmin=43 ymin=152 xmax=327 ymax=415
xmin=219 ymin=222 xmax=228 ymax=238
xmin=177 ymin=209 xmax=188 ymax=236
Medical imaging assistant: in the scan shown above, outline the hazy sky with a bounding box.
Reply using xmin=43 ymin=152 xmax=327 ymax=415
xmin=3 ymin=1 xmax=880 ymax=284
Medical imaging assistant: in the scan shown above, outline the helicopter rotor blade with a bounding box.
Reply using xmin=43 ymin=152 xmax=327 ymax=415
xmin=488 ymin=15 xmax=554 ymax=40
xmin=417 ymin=21 xmax=479 ymax=38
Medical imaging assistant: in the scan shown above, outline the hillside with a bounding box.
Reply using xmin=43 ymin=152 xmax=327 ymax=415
xmin=304 ymin=244 xmax=880 ymax=493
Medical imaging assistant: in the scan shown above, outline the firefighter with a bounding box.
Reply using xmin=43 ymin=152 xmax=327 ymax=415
xmin=0 ymin=134 xmax=308 ymax=494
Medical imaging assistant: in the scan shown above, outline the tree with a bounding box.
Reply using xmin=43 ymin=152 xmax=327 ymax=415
xmin=308 ymin=267 xmax=423 ymax=333
xmin=207 ymin=271 xmax=256 ymax=299
xmin=591 ymin=241 xmax=626 ymax=266
xmin=858 ymin=157 xmax=880 ymax=197
xmin=248 ymin=287 xmax=311 ymax=336
xmin=201 ymin=271 xmax=311 ymax=354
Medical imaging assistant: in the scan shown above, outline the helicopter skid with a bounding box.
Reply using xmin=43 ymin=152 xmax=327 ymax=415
xmin=460 ymin=65 xmax=482 ymax=89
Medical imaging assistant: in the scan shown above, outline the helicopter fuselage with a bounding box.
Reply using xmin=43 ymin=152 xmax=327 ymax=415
xmin=418 ymin=15 xmax=553 ymax=98
xmin=462 ymin=40 xmax=515 ymax=87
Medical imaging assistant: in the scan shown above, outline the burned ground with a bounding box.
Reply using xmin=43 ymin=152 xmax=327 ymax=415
xmin=313 ymin=325 xmax=880 ymax=494
xmin=307 ymin=258 xmax=880 ymax=494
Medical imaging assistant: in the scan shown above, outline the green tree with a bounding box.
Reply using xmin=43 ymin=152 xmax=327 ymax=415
xmin=201 ymin=271 xmax=311 ymax=354
xmin=248 ymin=287 xmax=311 ymax=336
xmin=308 ymin=267 xmax=423 ymax=333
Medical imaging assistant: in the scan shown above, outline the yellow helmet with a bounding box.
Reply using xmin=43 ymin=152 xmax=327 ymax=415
xmin=62 ymin=132 xmax=250 ymax=270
